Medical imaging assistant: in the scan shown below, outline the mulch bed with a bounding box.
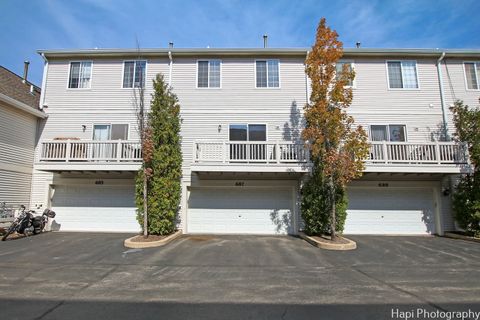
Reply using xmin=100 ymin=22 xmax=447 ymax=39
xmin=310 ymin=235 xmax=351 ymax=245
xmin=129 ymin=235 xmax=168 ymax=243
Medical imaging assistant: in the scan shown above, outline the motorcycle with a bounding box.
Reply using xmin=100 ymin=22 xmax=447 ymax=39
xmin=1 ymin=205 xmax=56 ymax=241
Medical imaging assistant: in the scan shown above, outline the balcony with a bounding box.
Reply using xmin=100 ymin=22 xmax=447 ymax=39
xmin=36 ymin=140 xmax=142 ymax=172
xmin=191 ymin=140 xmax=309 ymax=174
xmin=192 ymin=140 xmax=468 ymax=175
xmin=365 ymin=141 xmax=468 ymax=173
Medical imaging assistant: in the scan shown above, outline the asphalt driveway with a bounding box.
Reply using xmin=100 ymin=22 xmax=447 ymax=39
xmin=0 ymin=233 xmax=479 ymax=320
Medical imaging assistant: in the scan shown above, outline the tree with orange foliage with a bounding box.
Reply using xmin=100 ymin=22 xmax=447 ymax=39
xmin=301 ymin=18 xmax=369 ymax=239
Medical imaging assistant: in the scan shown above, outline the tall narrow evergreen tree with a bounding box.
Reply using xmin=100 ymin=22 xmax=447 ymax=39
xmin=136 ymin=74 xmax=182 ymax=235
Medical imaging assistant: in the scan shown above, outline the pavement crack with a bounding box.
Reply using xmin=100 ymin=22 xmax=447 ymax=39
xmin=351 ymin=266 xmax=449 ymax=313
xmin=281 ymin=306 xmax=289 ymax=320
xmin=33 ymin=265 xmax=119 ymax=319
xmin=34 ymin=300 xmax=65 ymax=320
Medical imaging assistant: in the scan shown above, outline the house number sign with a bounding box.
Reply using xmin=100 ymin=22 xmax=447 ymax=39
xmin=234 ymin=181 xmax=245 ymax=187
xmin=95 ymin=180 xmax=104 ymax=185
xmin=378 ymin=183 xmax=389 ymax=187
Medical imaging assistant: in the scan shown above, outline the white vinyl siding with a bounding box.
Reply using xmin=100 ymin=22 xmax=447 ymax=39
xmin=387 ymin=61 xmax=418 ymax=89
xmin=197 ymin=60 xmax=221 ymax=88
xmin=68 ymin=61 xmax=92 ymax=88
xmin=256 ymin=59 xmax=279 ymax=88
xmin=123 ymin=60 xmax=146 ymax=88
xmin=0 ymin=103 xmax=37 ymax=207
xmin=464 ymin=62 xmax=479 ymax=90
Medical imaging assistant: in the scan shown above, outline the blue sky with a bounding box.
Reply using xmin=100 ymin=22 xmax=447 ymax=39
xmin=1 ymin=0 xmax=479 ymax=86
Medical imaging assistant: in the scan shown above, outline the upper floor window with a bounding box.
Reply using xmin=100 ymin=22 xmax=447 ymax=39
xmin=387 ymin=61 xmax=418 ymax=89
xmin=336 ymin=61 xmax=354 ymax=87
xmin=197 ymin=60 xmax=221 ymax=88
xmin=256 ymin=59 xmax=279 ymax=88
xmin=464 ymin=62 xmax=480 ymax=90
xmin=68 ymin=61 xmax=92 ymax=88
xmin=123 ymin=60 xmax=146 ymax=88
xmin=370 ymin=124 xmax=406 ymax=142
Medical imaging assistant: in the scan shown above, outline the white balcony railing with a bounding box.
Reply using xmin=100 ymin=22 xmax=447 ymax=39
xmin=39 ymin=140 xmax=142 ymax=162
xmin=194 ymin=140 xmax=467 ymax=166
xmin=367 ymin=141 xmax=468 ymax=165
xmin=194 ymin=141 xmax=308 ymax=164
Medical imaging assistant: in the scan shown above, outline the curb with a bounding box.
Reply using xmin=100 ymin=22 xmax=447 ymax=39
xmin=124 ymin=230 xmax=183 ymax=248
xmin=444 ymin=232 xmax=480 ymax=243
xmin=299 ymin=232 xmax=357 ymax=251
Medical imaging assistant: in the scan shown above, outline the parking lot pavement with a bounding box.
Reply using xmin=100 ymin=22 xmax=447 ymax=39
xmin=0 ymin=233 xmax=479 ymax=319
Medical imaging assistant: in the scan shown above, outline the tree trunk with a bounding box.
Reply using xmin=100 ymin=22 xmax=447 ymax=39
xmin=329 ymin=176 xmax=336 ymax=240
xmin=143 ymin=172 xmax=148 ymax=237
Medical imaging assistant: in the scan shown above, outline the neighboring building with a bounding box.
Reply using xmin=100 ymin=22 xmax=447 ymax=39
xmin=31 ymin=47 xmax=479 ymax=235
xmin=0 ymin=64 xmax=46 ymax=208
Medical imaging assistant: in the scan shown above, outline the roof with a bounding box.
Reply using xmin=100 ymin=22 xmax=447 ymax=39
xmin=0 ymin=66 xmax=41 ymax=110
xmin=37 ymin=47 xmax=480 ymax=59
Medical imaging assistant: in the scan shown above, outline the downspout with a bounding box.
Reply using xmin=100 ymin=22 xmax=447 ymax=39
xmin=436 ymin=52 xmax=450 ymax=141
xmin=305 ymin=51 xmax=310 ymax=103
xmin=168 ymin=51 xmax=173 ymax=86
xmin=39 ymin=53 xmax=49 ymax=110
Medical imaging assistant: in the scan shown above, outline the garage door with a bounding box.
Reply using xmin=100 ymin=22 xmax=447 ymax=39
xmin=188 ymin=188 xmax=294 ymax=234
xmin=51 ymin=184 xmax=139 ymax=232
xmin=344 ymin=187 xmax=435 ymax=235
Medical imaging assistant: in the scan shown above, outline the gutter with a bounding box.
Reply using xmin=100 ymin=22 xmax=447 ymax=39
xmin=0 ymin=93 xmax=47 ymax=118
xmin=436 ymin=52 xmax=450 ymax=141
xmin=168 ymin=51 xmax=173 ymax=86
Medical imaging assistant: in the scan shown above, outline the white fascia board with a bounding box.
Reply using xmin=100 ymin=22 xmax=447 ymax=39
xmin=0 ymin=93 xmax=47 ymax=118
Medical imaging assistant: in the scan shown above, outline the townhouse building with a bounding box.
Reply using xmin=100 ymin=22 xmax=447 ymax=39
xmin=31 ymin=47 xmax=479 ymax=235
xmin=0 ymin=65 xmax=45 ymax=208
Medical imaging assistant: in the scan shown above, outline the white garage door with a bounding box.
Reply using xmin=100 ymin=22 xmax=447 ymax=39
xmin=51 ymin=184 xmax=139 ymax=232
xmin=344 ymin=187 xmax=435 ymax=235
xmin=188 ymin=188 xmax=294 ymax=234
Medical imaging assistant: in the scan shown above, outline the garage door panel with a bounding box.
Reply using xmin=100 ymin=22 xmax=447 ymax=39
xmin=52 ymin=185 xmax=139 ymax=233
xmin=188 ymin=188 xmax=293 ymax=235
xmin=345 ymin=187 xmax=436 ymax=235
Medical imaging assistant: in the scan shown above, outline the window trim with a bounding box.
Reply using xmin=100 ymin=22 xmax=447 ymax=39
xmin=92 ymin=123 xmax=130 ymax=141
xmin=228 ymin=123 xmax=268 ymax=142
xmin=385 ymin=60 xmax=420 ymax=90
xmin=121 ymin=60 xmax=148 ymax=89
xmin=195 ymin=59 xmax=222 ymax=89
xmin=336 ymin=59 xmax=356 ymax=89
xmin=67 ymin=61 xmax=93 ymax=90
xmin=254 ymin=59 xmax=281 ymax=89
xmin=369 ymin=124 xmax=408 ymax=142
xmin=463 ymin=61 xmax=480 ymax=91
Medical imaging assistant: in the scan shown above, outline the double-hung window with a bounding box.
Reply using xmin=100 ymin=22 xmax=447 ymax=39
xmin=256 ymin=59 xmax=279 ymax=88
xmin=68 ymin=61 xmax=92 ymax=88
xmin=123 ymin=61 xmax=146 ymax=88
xmin=336 ymin=61 xmax=354 ymax=87
xmin=370 ymin=125 xmax=406 ymax=142
xmin=464 ymin=62 xmax=480 ymax=90
xmin=197 ymin=60 xmax=221 ymax=88
xmin=387 ymin=61 xmax=418 ymax=89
